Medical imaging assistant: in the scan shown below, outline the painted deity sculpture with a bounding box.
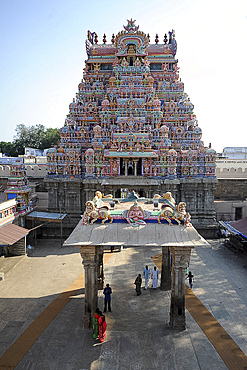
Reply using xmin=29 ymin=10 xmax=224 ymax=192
xmin=80 ymin=190 xmax=190 ymax=227
xmin=122 ymin=202 xmax=151 ymax=227
xmin=93 ymin=191 xmax=103 ymax=208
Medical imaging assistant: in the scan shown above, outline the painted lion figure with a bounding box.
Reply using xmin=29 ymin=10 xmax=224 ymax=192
xmin=82 ymin=201 xmax=113 ymax=225
xmin=158 ymin=201 xmax=186 ymax=226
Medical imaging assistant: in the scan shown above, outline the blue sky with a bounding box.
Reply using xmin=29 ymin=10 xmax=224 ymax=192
xmin=0 ymin=0 xmax=246 ymax=153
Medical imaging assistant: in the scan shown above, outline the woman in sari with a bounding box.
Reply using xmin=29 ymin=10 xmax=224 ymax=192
xmin=93 ymin=308 xmax=101 ymax=339
xmin=134 ymin=274 xmax=142 ymax=295
xmin=98 ymin=313 xmax=107 ymax=342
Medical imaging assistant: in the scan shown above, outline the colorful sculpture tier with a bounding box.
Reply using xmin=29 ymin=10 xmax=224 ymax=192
xmin=47 ymin=19 xmax=216 ymax=179
xmin=81 ymin=190 xmax=192 ymax=227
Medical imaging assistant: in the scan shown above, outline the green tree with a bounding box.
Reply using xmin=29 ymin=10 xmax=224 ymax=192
xmin=13 ymin=124 xmax=60 ymax=154
xmin=0 ymin=141 xmax=18 ymax=157
xmin=40 ymin=127 xmax=60 ymax=149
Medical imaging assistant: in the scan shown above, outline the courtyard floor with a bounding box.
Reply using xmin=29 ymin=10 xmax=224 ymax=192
xmin=0 ymin=238 xmax=247 ymax=369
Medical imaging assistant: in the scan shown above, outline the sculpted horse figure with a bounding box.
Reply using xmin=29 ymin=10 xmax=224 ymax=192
xmin=83 ymin=201 xmax=113 ymax=225
xmin=158 ymin=198 xmax=186 ymax=226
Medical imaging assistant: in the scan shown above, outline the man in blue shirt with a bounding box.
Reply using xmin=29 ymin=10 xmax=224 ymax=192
xmin=103 ymin=283 xmax=112 ymax=312
xmin=143 ymin=265 xmax=150 ymax=290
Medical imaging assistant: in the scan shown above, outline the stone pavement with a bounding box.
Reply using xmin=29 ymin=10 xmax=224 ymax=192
xmin=0 ymin=239 xmax=247 ymax=369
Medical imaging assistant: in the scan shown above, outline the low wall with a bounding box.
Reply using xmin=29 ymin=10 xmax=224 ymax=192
xmin=215 ymin=178 xmax=247 ymax=200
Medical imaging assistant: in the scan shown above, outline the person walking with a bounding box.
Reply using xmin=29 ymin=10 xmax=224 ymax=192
xmin=134 ymin=274 xmax=142 ymax=295
xmin=187 ymin=271 xmax=194 ymax=289
xmin=143 ymin=265 xmax=150 ymax=290
xmin=151 ymin=266 xmax=159 ymax=289
xmin=103 ymin=283 xmax=112 ymax=312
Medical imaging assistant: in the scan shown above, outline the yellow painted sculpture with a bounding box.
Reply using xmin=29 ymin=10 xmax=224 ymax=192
xmin=158 ymin=192 xmax=186 ymax=226
xmin=82 ymin=200 xmax=113 ymax=225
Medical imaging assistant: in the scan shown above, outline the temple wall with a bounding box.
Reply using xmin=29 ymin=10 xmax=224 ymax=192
xmin=215 ymin=178 xmax=247 ymax=200
xmin=214 ymin=200 xmax=247 ymax=222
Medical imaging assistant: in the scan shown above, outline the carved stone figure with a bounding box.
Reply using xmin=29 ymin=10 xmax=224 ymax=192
xmin=82 ymin=201 xmax=113 ymax=225
xmin=122 ymin=202 xmax=151 ymax=227
xmin=158 ymin=201 xmax=186 ymax=226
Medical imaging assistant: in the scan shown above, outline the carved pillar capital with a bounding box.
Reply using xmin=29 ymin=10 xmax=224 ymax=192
xmin=80 ymin=246 xmax=96 ymax=266
xmin=169 ymin=247 xmax=191 ymax=270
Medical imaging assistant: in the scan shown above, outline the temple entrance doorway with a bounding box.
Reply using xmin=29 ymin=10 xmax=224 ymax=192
xmin=137 ymin=158 xmax=142 ymax=176
xmin=115 ymin=189 xmax=121 ymax=198
xmin=127 ymin=160 xmax=134 ymax=175
xmin=119 ymin=158 xmax=142 ymax=176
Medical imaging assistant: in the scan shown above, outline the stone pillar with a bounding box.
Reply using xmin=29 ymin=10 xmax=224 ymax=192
xmin=64 ymin=182 xmax=68 ymax=211
xmin=125 ymin=160 xmax=128 ymax=176
xmin=96 ymin=246 xmax=104 ymax=290
xmin=160 ymin=246 xmax=171 ymax=291
xmin=169 ymin=246 xmax=192 ymax=330
xmin=80 ymin=245 xmax=98 ymax=328
xmin=133 ymin=160 xmax=138 ymax=176
xmin=84 ymin=188 xmax=90 ymax=203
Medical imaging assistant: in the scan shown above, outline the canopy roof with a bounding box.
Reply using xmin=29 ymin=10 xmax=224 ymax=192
xmin=26 ymin=211 xmax=67 ymax=222
xmin=64 ymin=221 xmax=209 ymax=248
xmin=219 ymin=218 xmax=247 ymax=239
xmin=0 ymin=224 xmax=29 ymax=246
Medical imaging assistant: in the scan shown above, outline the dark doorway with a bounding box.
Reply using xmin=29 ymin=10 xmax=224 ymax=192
xmin=137 ymin=158 xmax=142 ymax=176
xmin=128 ymin=161 xmax=134 ymax=175
xmin=115 ymin=189 xmax=121 ymax=198
xmin=138 ymin=189 xmax=144 ymax=197
xmin=235 ymin=207 xmax=242 ymax=221
xmin=120 ymin=158 xmax=125 ymax=175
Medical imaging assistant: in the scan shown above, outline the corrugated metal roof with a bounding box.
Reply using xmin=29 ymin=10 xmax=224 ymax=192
xmin=228 ymin=218 xmax=247 ymax=239
xmin=0 ymin=224 xmax=29 ymax=245
xmin=25 ymin=211 xmax=67 ymax=222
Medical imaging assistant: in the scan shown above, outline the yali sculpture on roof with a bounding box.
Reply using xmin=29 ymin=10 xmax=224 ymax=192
xmin=80 ymin=190 xmax=192 ymax=227
xmin=46 ymin=19 xmax=216 ymax=180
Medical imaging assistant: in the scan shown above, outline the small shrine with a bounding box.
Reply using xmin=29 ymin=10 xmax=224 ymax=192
xmin=4 ymin=165 xmax=37 ymax=218
xmin=64 ymin=190 xmax=208 ymax=330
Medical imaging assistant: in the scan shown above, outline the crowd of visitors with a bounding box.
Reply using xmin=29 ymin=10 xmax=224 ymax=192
xmin=134 ymin=265 xmax=160 ymax=295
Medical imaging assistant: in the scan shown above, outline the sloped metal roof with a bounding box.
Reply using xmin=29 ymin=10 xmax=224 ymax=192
xmin=25 ymin=211 xmax=67 ymax=222
xmin=0 ymin=224 xmax=29 ymax=245
xmin=220 ymin=218 xmax=247 ymax=239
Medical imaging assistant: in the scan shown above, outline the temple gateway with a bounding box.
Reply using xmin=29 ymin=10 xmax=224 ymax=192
xmin=45 ymin=19 xmax=217 ymax=236
xmin=64 ymin=190 xmax=209 ymax=330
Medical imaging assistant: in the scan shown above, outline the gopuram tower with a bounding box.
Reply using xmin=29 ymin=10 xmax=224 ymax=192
xmin=45 ymin=19 xmax=217 ymax=236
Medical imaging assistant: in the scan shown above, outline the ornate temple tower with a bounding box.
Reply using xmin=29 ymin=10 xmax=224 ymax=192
xmin=45 ymin=20 xmax=217 ymax=236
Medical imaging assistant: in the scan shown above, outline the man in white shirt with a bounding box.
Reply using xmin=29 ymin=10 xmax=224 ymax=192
xmin=152 ymin=266 xmax=159 ymax=289
xmin=143 ymin=265 xmax=150 ymax=289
